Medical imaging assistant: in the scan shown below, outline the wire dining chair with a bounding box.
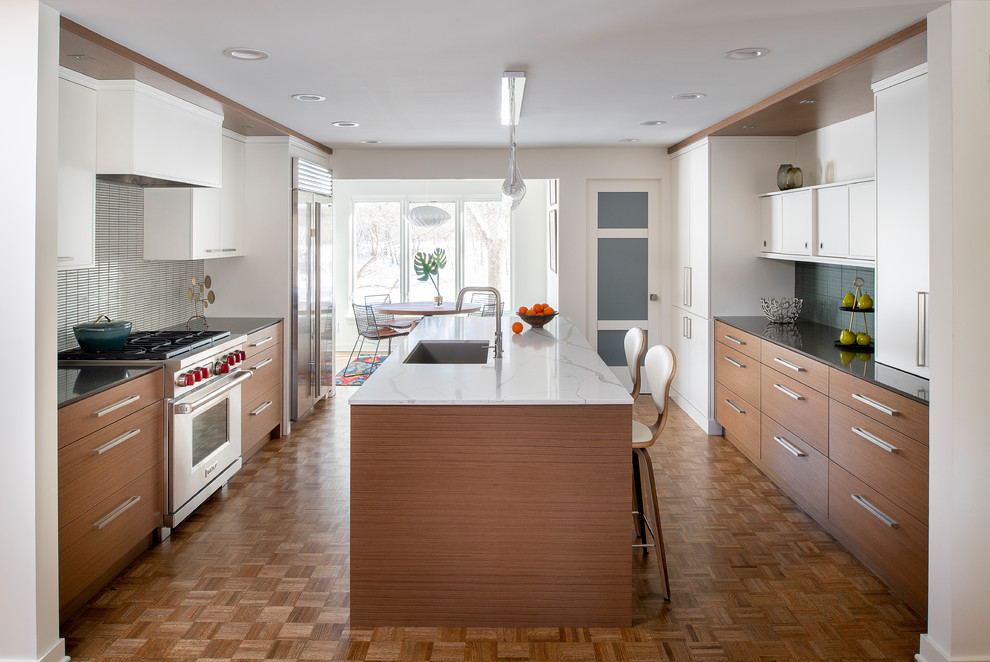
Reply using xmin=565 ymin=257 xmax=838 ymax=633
xmin=466 ymin=291 xmax=505 ymax=317
xmin=346 ymin=302 xmax=411 ymax=370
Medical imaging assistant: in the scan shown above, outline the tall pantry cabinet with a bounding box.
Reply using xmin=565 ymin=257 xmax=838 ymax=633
xmin=873 ymin=64 xmax=929 ymax=379
xmin=667 ymin=137 xmax=795 ymax=433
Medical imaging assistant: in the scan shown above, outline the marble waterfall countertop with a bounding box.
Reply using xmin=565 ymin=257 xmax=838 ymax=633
xmin=348 ymin=315 xmax=632 ymax=406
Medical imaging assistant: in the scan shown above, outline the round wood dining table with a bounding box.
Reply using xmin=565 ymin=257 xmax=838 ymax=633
xmin=375 ymin=301 xmax=482 ymax=316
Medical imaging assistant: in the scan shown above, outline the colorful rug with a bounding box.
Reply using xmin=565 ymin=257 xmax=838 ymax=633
xmin=335 ymin=353 xmax=387 ymax=386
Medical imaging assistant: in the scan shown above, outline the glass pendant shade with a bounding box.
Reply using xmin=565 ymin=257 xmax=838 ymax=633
xmin=502 ymin=141 xmax=526 ymax=209
xmin=406 ymin=204 xmax=451 ymax=228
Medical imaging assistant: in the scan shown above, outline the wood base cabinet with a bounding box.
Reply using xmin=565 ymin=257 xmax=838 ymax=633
xmin=241 ymin=321 xmax=283 ymax=461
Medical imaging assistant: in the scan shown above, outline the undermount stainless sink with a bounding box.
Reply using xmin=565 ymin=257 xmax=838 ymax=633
xmin=403 ymin=340 xmax=491 ymax=364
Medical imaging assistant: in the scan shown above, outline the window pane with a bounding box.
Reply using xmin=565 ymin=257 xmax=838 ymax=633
xmin=464 ymin=200 xmax=511 ymax=306
xmin=353 ymin=201 xmax=401 ymax=304
xmin=408 ymin=202 xmax=456 ymax=301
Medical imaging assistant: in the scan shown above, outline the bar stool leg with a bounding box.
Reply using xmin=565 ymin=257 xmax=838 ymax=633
xmin=632 ymin=453 xmax=648 ymax=550
xmin=636 ymin=447 xmax=671 ymax=601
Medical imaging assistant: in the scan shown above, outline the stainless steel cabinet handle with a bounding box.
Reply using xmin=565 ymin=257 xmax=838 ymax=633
xmin=851 ymin=427 xmax=900 ymax=454
xmin=773 ymin=357 xmax=805 ymax=372
xmin=58 ymin=256 xmax=74 ymax=262
xmin=250 ymin=357 xmax=274 ymax=371
xmin=723 ymin=334 xmax=744 ymax=346
xmin=851 ymin=393 xmax=898 ymax=416
xmin=222 ymin=248 xmax=237 ymax=252
xmin=851 ymin=494 xmax=899 ymax=529
xmin=723 ymin=356 xmax=744 ymax=368
xmin=173 ymin=370 xmax=253 ymax=414
xmin=204 ymin=248 xmax=222 ymax=253
xmin=723 ymin=398 xmax=745 ymax=415
xmin=250 ymin=400 xmax=274 ymax=416
xmin=92 ymin=495 xmax=141 ymax=530
xmin=773 ymin=435 xmax=806 ymax=457
xmin=94 ymin=395 xmax=141 ymax=418
xmin=773 ymin=383 xmax=804 ymax=400
xmin=250 ymin=336 xmax=274 ymax=348
xmin=684 ymin=316 xmax=692 ymax=339
xmin=92 ymin=428 xmax=140 ymax=455
xmin=917 ymin=292 xmax=928 ymax=367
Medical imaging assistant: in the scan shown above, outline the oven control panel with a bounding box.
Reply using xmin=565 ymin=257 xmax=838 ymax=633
xmin=166 ymin=335 xmax=248 ymax=398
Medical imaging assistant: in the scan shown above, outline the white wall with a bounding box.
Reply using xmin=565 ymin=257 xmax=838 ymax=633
xmin=328 ymin=148 xmax=668 ymax=340
xmin=0 ymin=1 xmax=64 ymax=661
xmin=920 ymin=3 xmax=990 ymax=661
xmin=331 ymin=178 xmax=547 ymax=353
xmin=795 ymin=112 xmax=876 ymax=186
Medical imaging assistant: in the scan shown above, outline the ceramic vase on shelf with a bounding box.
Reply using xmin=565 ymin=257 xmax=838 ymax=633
xmin=786 ymin=166 xmax=803 ymax=189
xmin=777 ymin=164 xmax=792 ymax=190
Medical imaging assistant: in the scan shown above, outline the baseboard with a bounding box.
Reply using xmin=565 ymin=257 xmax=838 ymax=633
xmin=669 ymin=390 xmax=707 ymax=432
xmin=918 ymin=634 xmax=990 ymax=662
xmin=38 ymin=638 xmax=67 ymax=662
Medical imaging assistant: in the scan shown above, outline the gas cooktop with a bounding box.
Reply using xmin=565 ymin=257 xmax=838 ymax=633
xmin=59 ymin=329 xmax=231 ymax=361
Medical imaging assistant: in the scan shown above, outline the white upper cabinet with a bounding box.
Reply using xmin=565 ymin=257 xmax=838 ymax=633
xmin=759 ymin=195 xmax=783 ymax=253
xmin=144 ymin=133 xmax=246 ymax=260
xmin=57 ymin=70 xmax=97 ymax=271
xmin=96 ymin=80 xmax=222 ymax=188
xmin=816 ymin=180 xmax=876 ymax=259
xmin=781 ymin=189 xmax=813 ymax=255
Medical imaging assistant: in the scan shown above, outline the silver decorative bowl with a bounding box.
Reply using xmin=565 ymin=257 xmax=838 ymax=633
xmin=760 ymin=297 xmax=803 ymax=324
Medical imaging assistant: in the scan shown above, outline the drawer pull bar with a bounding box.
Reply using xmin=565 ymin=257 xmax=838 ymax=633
xmin=93 ymin=395 xmax=141 ymax=418
xmin=250 ymin=400 xmax=274 ymax=416
xmin=723 ymin=399 xmax=745 ymax=415
xmin=851 ymin=426 xmax=900 ymax=454
xmin=851 ymin=393 xmax=899 ymax=416
xmin=723 ymin=356 xmax=744 ymax=368
xmin=250 ymin=336 xmax=274 ymax=348
xmin=250 ymin=357 xmax=274 ymax=371
xmin=92 ymin=428 xmax=141 ymax=455
xmin=723 ymin=334 xmax=744 ymax=346
xmin=773 ymin=357 xmax=805 ymax=372
xmin=851 ymin=494 xmax=899 ymax=529
xmin=773 ymin=383 xmax=804 ymax=400
xmin=92 ymin=495 xmax=141 ymax=530
xmin=773 ymin=435 xmax=806 ymax=457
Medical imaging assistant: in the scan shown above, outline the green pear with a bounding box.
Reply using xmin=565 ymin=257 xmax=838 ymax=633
xmin=839 ymin=329 xmax=856 ymax=345
xmin=842 ymin=292 xmax=855 ymax=307
xmin=858 ymin=293 xmax=873 ymax=309
xmin=856 ymin=332 xmax=872 ymax=346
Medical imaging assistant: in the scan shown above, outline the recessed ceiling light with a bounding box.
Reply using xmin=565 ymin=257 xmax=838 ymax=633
xmin=673 ymin=92 xmax=707 ymax=101
xmin=332 ymin=121 xmax=359 ymax=128
xmin=240 ymin=125 xmax=254 ymax=130
xmin=618 ymin=138 xmax=641 ymax=143
xmin=222 ymin=47 xmax=270 ymax=61
xmin=361 ymin=140 xmax=383 ymax=144
xmin=291 ymin=94 xmax=326 ymax=102
xmin=799 ymin=99 xmax=818 ymax=104
xmin=67 ymin=54 xmax=94 ymax=61
xmin=741 ymin=125 xmax=758 ymax=129
xmin=723 ymin=47 xmax=770 ymax=60
xmin=639 ymin=120 xmax=667 ymax=126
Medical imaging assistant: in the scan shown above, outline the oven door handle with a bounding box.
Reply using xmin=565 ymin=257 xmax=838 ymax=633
xmin=173 ymin=370 xmax=252 ymax=414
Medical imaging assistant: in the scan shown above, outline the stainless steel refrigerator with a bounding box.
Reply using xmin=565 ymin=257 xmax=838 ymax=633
xmin=291 ymin=158 xmax=334 ymax=421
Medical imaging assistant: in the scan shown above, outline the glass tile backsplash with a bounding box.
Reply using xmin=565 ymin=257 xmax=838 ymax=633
xmin=57 ymin=181 xmax=205 ymax=350
xmin=794 ymin=262 xmax=876 ymax=336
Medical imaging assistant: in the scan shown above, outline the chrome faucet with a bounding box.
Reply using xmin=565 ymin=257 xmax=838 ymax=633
xmin=455 ymin=286 xmax=503 ymax=359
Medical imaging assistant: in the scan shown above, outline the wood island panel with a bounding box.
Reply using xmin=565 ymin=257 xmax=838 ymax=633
xmin=350 ymin=404 xmax=631 ymax=627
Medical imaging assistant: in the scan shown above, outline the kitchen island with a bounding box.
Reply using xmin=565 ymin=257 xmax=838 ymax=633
xmin=349 ymin=315 xmax=633 ymax=627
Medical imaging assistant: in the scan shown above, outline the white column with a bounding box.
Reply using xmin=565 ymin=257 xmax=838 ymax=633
xmin=921 ymin=2 xmax=990 ymax=662
xmin=0 ymin=1 xmax=64 ymax=661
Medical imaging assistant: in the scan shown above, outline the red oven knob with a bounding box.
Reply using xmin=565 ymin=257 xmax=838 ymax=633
xmin=183 ymin=373 xmax=195 ymax=386
xmin=193 ymin=369 xmax=202 ymax=382
xmin=227 ymin=354 xmax=236 ymax=366
xmin=220 ymin=362 xmax=230 ymax=374
xmin=200 ymin=367 xmax=210 ymax=380
xmin=238 ymin=350 xmax=247 ymax=362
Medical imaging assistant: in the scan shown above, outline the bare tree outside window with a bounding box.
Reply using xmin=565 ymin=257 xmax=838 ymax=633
xmin=353 ymin=201 xmax=401 ymax=303
xmin=464 ymin=200 xmax=511 ymax=299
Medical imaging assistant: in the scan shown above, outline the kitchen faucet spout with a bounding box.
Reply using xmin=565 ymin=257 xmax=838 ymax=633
xmin=455 ymin=287 xmax=503 ymax=359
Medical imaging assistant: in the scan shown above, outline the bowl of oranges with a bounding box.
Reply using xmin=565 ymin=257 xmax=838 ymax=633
xmin=514 ymin=303 xmax=558 ymax=331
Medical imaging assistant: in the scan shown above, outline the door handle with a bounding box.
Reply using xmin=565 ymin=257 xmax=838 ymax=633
xmin=649 ymin=293 xmax=659 ymax=302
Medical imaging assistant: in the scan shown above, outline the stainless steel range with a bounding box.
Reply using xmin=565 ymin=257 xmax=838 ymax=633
xmin=59 ymin=329 xmax=254 ymax=529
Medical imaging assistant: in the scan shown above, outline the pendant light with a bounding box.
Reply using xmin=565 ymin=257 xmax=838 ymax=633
xmin=501 ymin=72 xmax=526 ymax=209
xmin=405 ymin=180 xmax=451 ymax=228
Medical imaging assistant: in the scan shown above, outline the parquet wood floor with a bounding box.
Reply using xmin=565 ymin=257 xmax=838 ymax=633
xmin=61 ymin=388 xmax=926 ymax=661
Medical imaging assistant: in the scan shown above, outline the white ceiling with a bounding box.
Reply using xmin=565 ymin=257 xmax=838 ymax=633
xmin=48 ymin=0 xmax=942 ymax=149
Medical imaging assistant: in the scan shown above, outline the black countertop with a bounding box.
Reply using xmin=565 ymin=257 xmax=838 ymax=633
xmin=716 ymin=316 xmax=930 ymax=404
xmin=58 ymin=365 xmax=162 ymax=409
xmin=164 ymin=316 xmax=283 ymax=337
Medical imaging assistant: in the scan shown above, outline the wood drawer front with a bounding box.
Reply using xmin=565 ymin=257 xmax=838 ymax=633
xmin=58 ymin=402 xmax=164 ymax=528
xmin=58 ymin=369 xmax=164 ymax=447
xmin=241 ymin=342 xmax=282 ymax=405
xmin=59 ymin=464 xmax=163 ymax=610
xmin=761 ymin=365 xmax=828 ymax=456
xmin=715 ymin=383 xmax=760 ymax=462
xmin=243 ymin=382 xmax=281 ymax=452
xmin=761 ymin=341 xmax=829 ymax=394
xmin=715 ymin=342 xmax=760 ymax=406
xmin=828 ymin=462 xmax=928 ymax=615
xmin=714 ymin=321 xmax=761 ymax=360
xmin=761 ymin=414 xmax=828 ymax=519
xmin=245 ymin=322 xmax=282 ymax=356
xmin=829 ymin=401 xmax=929 ymax=525
xmin=829 ymin=368 xmax=928 ymax=444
